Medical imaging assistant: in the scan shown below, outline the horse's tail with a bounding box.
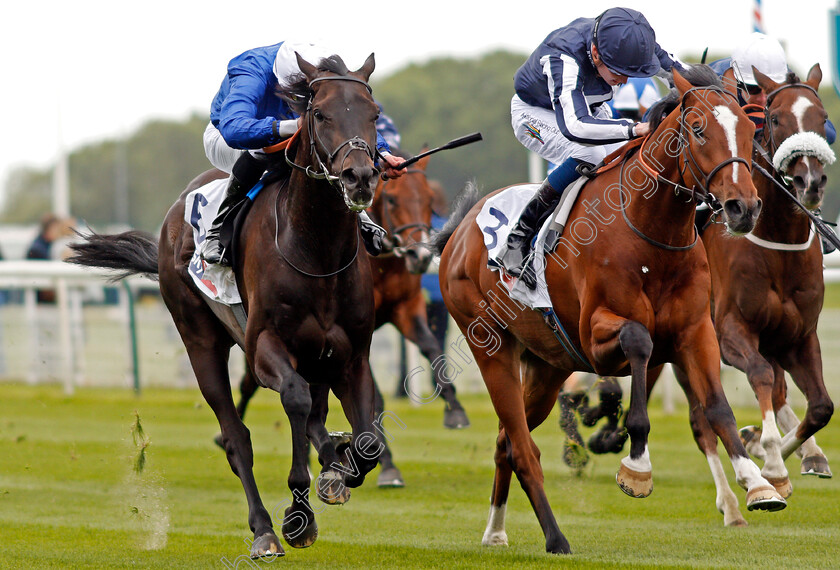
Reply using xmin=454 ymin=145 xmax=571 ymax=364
xmin=66 ymin=230 xmax=160 ymax=282
xmin=429 ymin=180 xmax=482 ymax=256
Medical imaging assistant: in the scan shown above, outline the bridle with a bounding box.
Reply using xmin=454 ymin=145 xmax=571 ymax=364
xmin=284 ymin=74 xmax=378 ymax=210
xmin=372 ymin=169 xmax=433 ymax=257
xmin=620 ymin=86 xmax=751 ymax=250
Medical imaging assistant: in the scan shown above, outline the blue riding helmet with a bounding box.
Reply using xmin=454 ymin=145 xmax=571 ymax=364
xmin=593 ymin=7 xmax=660 ymax=77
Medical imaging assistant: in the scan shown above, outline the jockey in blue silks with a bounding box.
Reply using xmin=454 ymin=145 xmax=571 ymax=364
xmin=501 ymin=7 xmax=685 ymax=287
xmin=708 ymin=32 xmax=837 ymax=253
xmin=200 ymin=41 xmax=405 ymax=266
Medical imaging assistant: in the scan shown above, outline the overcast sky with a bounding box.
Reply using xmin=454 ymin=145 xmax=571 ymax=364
xmin=1 ymin=0 xmax=837 ymax=205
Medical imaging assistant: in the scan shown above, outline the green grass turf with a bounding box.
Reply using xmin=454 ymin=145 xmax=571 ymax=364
xmin=0 ymin=384 xmax=837 ymax=569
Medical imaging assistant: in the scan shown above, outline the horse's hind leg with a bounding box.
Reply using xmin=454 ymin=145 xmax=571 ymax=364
xmin=395 ymin=305 xmax=469 ymax=429
xmin=718 ymin=318 xmax=791 ymax=496
xmin=214 ymin=364 xmax=260 ymax=450
xmin=483 ymin=356 xmax=567 ymax=547
xmin=671 ymin=365 xmax=747 ymax=526
xmin=777 ymin=336 xmax=834 ymax=476
xmin=372 ymin=378 xmax=405 ymax=487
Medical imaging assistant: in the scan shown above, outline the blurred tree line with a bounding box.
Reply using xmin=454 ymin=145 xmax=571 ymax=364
xmin=3 ymin=49 xmax=840 ymax=232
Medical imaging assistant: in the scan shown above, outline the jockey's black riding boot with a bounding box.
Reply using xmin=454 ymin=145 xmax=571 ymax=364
xmin=201 ymin=152 xmax=267 ymax=265
xmin=359 ymin=211 xmax=387 ymax=255
xmin=501 ymin=180 xmax=560 ymax=278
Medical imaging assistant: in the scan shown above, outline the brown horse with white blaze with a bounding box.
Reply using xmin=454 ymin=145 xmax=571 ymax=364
xmin=703 ymin=64 xmax=835 ymax=496
xmin=67 ymin=54 xmax=386 ymax=558
xmin=434 ymin=67 xmax=784 ymax=554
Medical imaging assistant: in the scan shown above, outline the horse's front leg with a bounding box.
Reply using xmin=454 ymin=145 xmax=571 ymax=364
xmin=678 ymin=319 xmax=786 ymax=513
xmin=777 ymin=334 xmax=834 ymax=476
xmin=305 ymin=384 xmax=354 ymax=504
xmin=717 ymin=316 xmax=791 ymax=497
xmin=252 ymin=331 xmax=319 ymax=549
xmin=332 ymin=355 xmax=381 ymax=488
xmin=393 ymin=298 xmax=469 ymax=429
xmin=671 ymin=364 xmax=747 ymax=526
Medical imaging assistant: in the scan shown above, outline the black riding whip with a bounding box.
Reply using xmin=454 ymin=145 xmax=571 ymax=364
xmin=381 ymin=132 xmax=483 ymax=179
xmin=752 ymin=160 xmax=840 ymax=251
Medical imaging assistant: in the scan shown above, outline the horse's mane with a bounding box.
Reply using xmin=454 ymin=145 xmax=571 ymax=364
xmin=647 ymin=64 xmax=724 ymax=132
xmin=276 ymin=55 xmax=350 ymax=113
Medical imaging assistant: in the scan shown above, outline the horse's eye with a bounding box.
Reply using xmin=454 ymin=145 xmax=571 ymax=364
xmin=691 ymin=124 xmax=704 ymax=138
xmin=770 ymin=115 xmax=779 ymax=126
xmin=313 ymin=109 xmax=325 ymax=122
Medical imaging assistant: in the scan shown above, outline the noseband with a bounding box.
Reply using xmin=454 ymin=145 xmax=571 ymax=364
xmin=285 ymin=75 xmax=378 ymax=207
xmin=622 ymin=86 xmax=753 ymax=250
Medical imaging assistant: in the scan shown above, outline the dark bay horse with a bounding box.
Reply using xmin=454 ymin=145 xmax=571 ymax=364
xmin=68 ymin=54 xmax=386 ymax=558
xmin=434 ymin=67 xmax=784 ymax=554
xmin=702 ymin=64 xmax=835 ymax=496
xmin=227 ymin=151 xmax=469 ymax=487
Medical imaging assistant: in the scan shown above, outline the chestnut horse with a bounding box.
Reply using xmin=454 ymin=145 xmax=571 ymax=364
xmin=227 ymin=152 xmax=469 ymax=487
xmin=703 ymin=65 xmax=835 ymax=493
xmin=560 ymin=64 xmax=837 ymax=519
xmin=68 ymin=54 xmax=385 ymax=558
xmin=433 ymin=67 xmax=784 ymax=554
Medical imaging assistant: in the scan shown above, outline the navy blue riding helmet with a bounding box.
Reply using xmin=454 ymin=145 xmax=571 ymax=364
xmin=593 ymin=7 xmax=661 ymax=77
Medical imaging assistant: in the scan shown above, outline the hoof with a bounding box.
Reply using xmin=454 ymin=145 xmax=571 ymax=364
xmin=481 ymin=531 xmax=508 ymax=546
xmin=801 ymin=455 xmax=832 ymax=478
xmin=588 ymin=427 xmax=628 ymax=455
xmin=562 ymin=438 xmax=589 ymax=471
xmin=764 ymin=475 xmax=793 ymax=499
xmin=213 ymin=433 xmax=224 ymax=450
xmin=377 ymin=466 xmax=405 ymax=488
xmin=616 ymin=463 xmax=653 ymax=498
xmin=745 ymin=484 xmax=787 ymax=512
xmin=726 ymin=517 xmax=749 ymax=528
xmin=329 ymin=431 xmax=353 ymax=456
xmin=250 ymin=531 xmax=285 ymax=558
xmin=282 ymin=508 xmax=318 ymax=548
xmin=546 ymin=535 xmax=572 ymax=555
xmin=444 ymin=406 xmax=470 ymax=429
xmin=738 ymin=426 xmax=765 ymax=460
xmin=316 ymin=470 xmax=351 ymax=505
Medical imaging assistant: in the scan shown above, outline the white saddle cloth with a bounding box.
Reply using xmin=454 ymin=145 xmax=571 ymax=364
xmin=478 ymin=178 xmax=585 ymax=310
xmin=183 ymin=177 xmax=242 ymax=305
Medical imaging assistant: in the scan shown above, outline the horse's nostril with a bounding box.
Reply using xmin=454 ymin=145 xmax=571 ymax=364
xmin=723 ymin=199 xmax=745 ymax=220
xmin=819 ymin=175 xmax=828 ymax=189
xmin=793 ymin=176 xmax=806 ymax=190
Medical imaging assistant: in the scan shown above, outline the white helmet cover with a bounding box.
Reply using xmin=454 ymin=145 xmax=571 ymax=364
xmin=731 ymin=32 xmax=788 ymax=85
xmin=273 ymin=41 xmax=338 ymax=87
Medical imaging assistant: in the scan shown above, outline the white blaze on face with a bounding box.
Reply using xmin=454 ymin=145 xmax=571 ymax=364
xmin=714 ymin=105 xmax=741 ymax=183
xmin=791 ymin=95 xmax=814 ymax=132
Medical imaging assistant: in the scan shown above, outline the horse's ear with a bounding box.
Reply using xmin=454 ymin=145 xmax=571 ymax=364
xmin=805 ymin=63 xmax=823 ymax=91
xmin=721 ymin=67 xmax=739 ymax=99
xmin=355 ymin=53 xmax=375 ymax=81
xmin=673 ymin=67 xmax=692 ymax=96
xmin=752 ymin=66 xmax=780 ymax=95
xmin=295 ymin=51 xmax=318 ymax=81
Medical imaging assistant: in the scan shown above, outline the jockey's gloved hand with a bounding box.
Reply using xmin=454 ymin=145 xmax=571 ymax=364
xmin=359 ymin=211 xmax=386 ymax=256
